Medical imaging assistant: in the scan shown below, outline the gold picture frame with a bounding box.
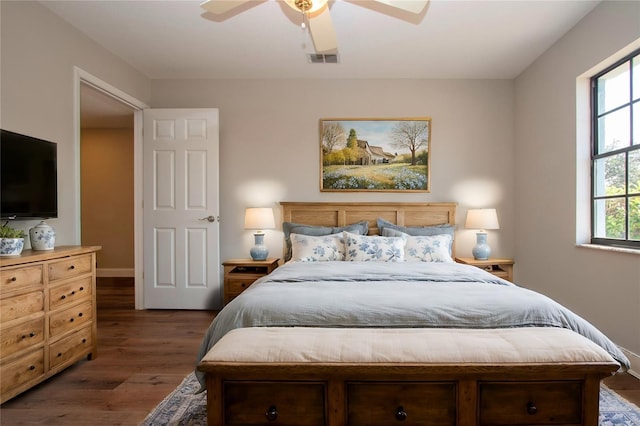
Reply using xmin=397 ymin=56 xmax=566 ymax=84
xmin=320 ymin=117 xmax=431 ymax=192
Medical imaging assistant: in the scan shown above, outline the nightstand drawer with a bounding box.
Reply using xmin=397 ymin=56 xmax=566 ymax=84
xmin=227 ymin=276 xmax=259 ymax=294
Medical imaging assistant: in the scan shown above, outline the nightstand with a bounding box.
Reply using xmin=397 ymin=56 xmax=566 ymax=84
xmin=222 ymin=258 xmax=279 ymax=305
xmin=455 ymin=257 xmax=514 ymax=281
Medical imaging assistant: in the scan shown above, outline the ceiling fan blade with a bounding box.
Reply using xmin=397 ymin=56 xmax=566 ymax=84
xmin=200 ymin=0 xmax=253 ymax=15
xmin=373 ymin=0 xmax=429 ymax=14
xmin=308 ymin=7 xmax=338 ymax=53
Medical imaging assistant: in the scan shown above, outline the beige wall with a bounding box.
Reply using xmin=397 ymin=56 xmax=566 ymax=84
xmin=514 ymin=0 xmax=640 ymax=356
xmin=0 ymin=0 xmax=150 ymax=245
xmin=80 ymin=128 xmax=135 ymax=271
xmin=150 ymin=78 xmax=516 ymax=264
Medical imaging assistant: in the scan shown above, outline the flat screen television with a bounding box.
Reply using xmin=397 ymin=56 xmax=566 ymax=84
xmin=1 ymin=129 xmax=58 ymax=220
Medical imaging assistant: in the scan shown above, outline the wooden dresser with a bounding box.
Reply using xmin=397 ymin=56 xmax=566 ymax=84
xmin=0 ymin=245 xmax=100 ymax=403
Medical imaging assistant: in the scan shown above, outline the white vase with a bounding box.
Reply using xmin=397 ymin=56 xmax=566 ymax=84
xmin=29 ymin=221 xmax=55 ymax=250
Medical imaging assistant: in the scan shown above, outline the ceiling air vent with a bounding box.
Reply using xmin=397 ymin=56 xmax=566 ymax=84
xmin=307 ymin=53 xmax=339 ymax=64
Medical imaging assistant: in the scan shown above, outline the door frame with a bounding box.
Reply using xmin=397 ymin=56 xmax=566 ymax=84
xmin=73 ymin=67 xmax=149 ymax=309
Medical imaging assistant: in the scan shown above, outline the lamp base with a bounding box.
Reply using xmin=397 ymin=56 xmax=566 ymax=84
xmin=472 ymin=232 xmax=491 ymax=260
xmin=250 ymin=233 xmax=269 ymax=261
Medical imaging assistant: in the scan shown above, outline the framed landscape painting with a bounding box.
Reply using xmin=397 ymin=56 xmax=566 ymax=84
xmin=320 ymin=117 xmax=431 ymax=192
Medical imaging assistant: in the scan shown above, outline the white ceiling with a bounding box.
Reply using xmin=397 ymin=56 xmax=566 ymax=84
xmin=42 ymin=0 xmax=600 ymax=80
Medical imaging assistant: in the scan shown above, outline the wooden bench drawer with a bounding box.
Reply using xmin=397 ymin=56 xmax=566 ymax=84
xmin=0 ymin=316 xmax=44 ymax=357
xmin=49 ymin=300 xmax=92 ymax=337
xmin=0 ymin=264 xmax=43 ymax=295
xmin=48 ymin=254 xmax=93 ymax=282
xmin=347 ymin=382 xmax=456 ymax=426
xmin=0 ymin=348 xmax=44 ymax=397
xmin=1 ymin=291 xmax=44 ymax=323
xmin=224 ymin=381 xmax=325 ymax=426
xmin=49 ymin=325 xmax=92 ymax=369
xmin=479 ymin=381 xmax=582 ymax=425
xmin=49 ymin=276 xmax=92 ymax=310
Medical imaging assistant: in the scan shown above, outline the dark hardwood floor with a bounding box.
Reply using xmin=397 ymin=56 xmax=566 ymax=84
xmin=0 ymin=277 xmax=638 ymax=425
xmin=1 ymin=277 xmax=216 ymax=425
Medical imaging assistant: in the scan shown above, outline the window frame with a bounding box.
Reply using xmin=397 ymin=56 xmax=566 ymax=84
xmin=590 ymin=48 xmax=640 ymax=249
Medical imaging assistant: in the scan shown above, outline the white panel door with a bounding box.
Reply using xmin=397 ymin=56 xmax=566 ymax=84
xmin=143 ymin=109 xmax=220 ymax=309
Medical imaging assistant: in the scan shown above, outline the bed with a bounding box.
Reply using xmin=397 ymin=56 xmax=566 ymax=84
xmin=196 ymin=201 xmax=629 ymax=426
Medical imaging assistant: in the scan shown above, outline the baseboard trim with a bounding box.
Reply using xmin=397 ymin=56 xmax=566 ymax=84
xmin=620 ymin=347 xmax=640 ymax=379
xmin=97 ymin=268 xmax=134 ymax=278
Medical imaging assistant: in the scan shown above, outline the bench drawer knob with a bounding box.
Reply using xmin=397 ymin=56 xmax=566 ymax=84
xmin=395 ymin=406 xmax=408 ymax=421
xmin=265 ymin=405 xmax=278 ymax=421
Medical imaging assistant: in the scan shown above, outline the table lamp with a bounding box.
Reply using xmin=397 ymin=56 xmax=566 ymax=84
xmin=465 ymin=208 xmax=499 ymax=260
xmin=244 ymin=207 xmax=275 ymax=261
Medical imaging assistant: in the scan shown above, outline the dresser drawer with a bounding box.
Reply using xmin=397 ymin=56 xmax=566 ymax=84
xmin=49 ymin=300 xmax=93 ymax=337
xmin=48 ymin=254 xmax=93 ymax=282
xmin=1 ymin=291 xmax=44 ymax=323
xmin=224 ymin=381 xmax=325 ymax=426
xmin=479 ymin=381 xmax=582 ymax=425
xmin=0 ymin=264 xmax=43 ymax=295
xmin=0 ymin=348 xmax=44 ymax=397
xmin=49 ymin=325 xmax=93 ymax=369
xmin=49 ymin=276 xmax=92 ymax=310
xmin=0 ymin=316 xmax=44 ymax=358
xmin=347 ymin=382 xmax=456 ymax=426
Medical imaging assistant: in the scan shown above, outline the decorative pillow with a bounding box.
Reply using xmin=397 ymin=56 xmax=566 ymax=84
xmin=383 ymin=229 xmax=453 ymax=262
xmin=290 ymin=233 xmax=345 ymax=262
xmin=283 ymin=221 xmax=369 ymax=261
xmin=343 ymin=231 xmax=406 ymax=262
xmin=377 ymin=218 xmax=455 ymax=255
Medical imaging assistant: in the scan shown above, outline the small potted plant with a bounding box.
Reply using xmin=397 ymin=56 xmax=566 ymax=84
xmin=0 ymin=222 xmax=26 ymax=256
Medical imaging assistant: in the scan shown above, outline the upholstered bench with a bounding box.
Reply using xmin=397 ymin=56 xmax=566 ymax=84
xmin=197 ymin=327 xmax=620 ymax=426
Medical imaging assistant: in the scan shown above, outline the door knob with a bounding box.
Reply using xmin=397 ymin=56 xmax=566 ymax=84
xmin=199 ymin=216 xmax=216 ymax=222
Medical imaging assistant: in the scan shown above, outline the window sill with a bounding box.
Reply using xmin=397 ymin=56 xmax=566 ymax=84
xmin=577 ymin=244 xmax=640 ymax=255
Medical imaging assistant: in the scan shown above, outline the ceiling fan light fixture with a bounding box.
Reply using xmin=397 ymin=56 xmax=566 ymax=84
xmin=284 ymin=0 xmax=328 ymax=15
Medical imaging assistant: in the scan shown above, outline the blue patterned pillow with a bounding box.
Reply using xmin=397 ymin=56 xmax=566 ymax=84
xmin=283 ymin=221 xmax=369 ymax=261
xmin=382 ymin=228 xmax=454 ymax=262
xmin=290 ymin=233 xmax=345 ymax=262
xmin=343 ymin=232 xmax=406 ymax=262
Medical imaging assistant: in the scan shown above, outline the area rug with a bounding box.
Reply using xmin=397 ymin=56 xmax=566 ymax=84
xmin=141 ymin=372 xmax=640 ymax=426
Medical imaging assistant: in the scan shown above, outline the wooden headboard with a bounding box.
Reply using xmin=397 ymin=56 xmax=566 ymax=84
xmin=280 ymin=201 xmax=457 ymax=256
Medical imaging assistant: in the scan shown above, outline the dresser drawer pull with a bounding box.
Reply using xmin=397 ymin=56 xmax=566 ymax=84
xmin=395 ymin=406 xmax=408 ymax=421
xmin=61 ymin=295 xmax=66 ymax=300
xmin=21 ymin=332 xmax=37 ymax=339
xmin=78 ymin=312 xmax=83 ymax=317
xmin=10 ymin=276 xmax=17 ymax=282
xmin=57 ymin=352 xmax=63 ymax=357
xmin=70 ymin=318 xmax=74 ymax=322
xmin=29 ymin=365 xmax=36 ymax=371
xmin=526 ymin=402 xmax=538 ymax=415
xmin=69 ymin=265 xmax=76 ymax=270
xmin=80 ymin=287 xmax=84 ymax=291
xmin=265 ymin=405 xmax=278 ymax=422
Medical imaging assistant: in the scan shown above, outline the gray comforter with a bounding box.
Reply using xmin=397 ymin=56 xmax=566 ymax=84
xmin=196 ymin=261 xmax=629 ymax=387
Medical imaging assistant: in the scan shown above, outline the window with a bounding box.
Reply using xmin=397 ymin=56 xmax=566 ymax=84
xmin=591 ymin=49 xmax=640 ymax=249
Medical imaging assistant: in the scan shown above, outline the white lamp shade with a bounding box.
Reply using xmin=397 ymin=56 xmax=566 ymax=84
xmin=465 ymin=208 xmax=499 ymax=230
xmin=244 ymin=208 xmax=275 ymax=231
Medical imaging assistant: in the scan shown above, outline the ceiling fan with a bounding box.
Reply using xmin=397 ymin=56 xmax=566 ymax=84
xmin=200 ymin=0 xmax=429 ymax=54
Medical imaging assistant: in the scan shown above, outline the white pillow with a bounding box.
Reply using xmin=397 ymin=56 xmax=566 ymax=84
xmin=404 ymin=233 xmax=454 ymax=262
xmin=290 ymin=233 xmax=345 ymax=262
xmin=343 ymin=231 xmax=406 ymax=262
